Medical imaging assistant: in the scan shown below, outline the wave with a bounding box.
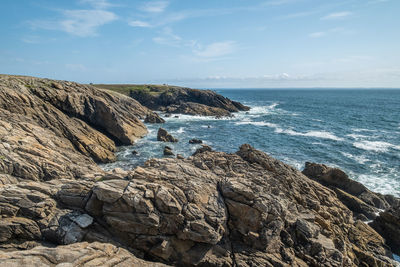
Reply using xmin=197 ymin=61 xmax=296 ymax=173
xmin=353 ymin=141 xmax=400 ymax=152
xmin=275 ymin=128 xmax=344 ymax=141
xmin=346 ymin=133 xmax=370 ymax=140
xmin=352 ymin=128 xmax=377 ymax=133
xmin=176 ymin=127 xmax=185 ymax=133
xmin=234 ymin=121 xmax=278 ymax=128
xmin=340 ymin=152 xmax=369 ymax=164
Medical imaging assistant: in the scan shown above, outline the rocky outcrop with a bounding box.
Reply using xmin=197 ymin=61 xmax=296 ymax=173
xmin=128 ymin=85 xmax=249 ymax=116
xmin=302 ymin=162 xmax=398 ymax=220
xmin=0 ymin=75 xmax=152 ymax=184
xmin=1 ymin=144 xmax=397 ymax=266
xmin=157 ymin=128 xmax=178 ymax=142
xmin=145 ymin=112 xmax=165 ymax=123
xmin=371 ymin=203 xmax=400 ymax=255
xmin=0 ymin=242 xmax=168 ymax=266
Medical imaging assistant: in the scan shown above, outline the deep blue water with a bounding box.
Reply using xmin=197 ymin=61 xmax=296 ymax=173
xmin=103 ymin=89 xmax=400 ymax=197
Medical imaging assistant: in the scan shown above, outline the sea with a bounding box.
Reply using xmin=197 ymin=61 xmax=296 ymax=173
xmin=103 ymin=89 xmax=400 ymax=198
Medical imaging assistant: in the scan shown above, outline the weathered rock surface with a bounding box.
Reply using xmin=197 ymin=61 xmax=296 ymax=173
xmin=302 ymin=162 xmax=398 ymax=220
xmin=0 ymin=75 xmax=151 ymax=184
xmin=145 ymin=112 xmax=165 ymax=123
xmin=128 ymin=85 xmax=249 ymax=116
xmin=1 ymin=144 xmax=397 ymax=266
xmin=157 ymin=128 xmax=178 ymax=142
xmin=371 ymin=203 xmax=400 ymax=255
xmin=0 ymin=241 xmax=168 ymax=266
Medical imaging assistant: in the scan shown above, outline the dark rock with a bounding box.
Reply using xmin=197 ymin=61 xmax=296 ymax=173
xmin=144 ymin=112 xmax=165 ymax=123
xmin=176 ymin=154 xmax=184 ymax=159
xmin=131 ymin=150 xmax=138 ymax=155
xmin=189 ymin=139 xmax=202 ymax=144
xmin=302 ymin=162 xmax=393 ymax=219
xmin=192 ymin=144 xmax=213 ymax=156
xmin=163 ymin=146 xmax=174 ymax=156
xmin=371 ymin=203 xmax=400 ymax=254
xmin=174 ymin=115 xmax=179 ymax=118
xmin=157 ymin=128 xmax=178 ymax=142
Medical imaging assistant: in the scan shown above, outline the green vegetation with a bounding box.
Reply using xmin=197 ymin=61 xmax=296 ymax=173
xmin=91 ymin=84 xmax=178 ymax=96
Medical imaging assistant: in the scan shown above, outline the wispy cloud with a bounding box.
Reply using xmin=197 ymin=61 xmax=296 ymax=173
xmin=309 ymin=32 xmax=326 ymax=38
xmin=30 ymin=9 xmax=117 ymax=37
xmin=194 ymin=41 xmax=237 ymax=58
xmin=79 ymin=0 xmax=115 ymax=9
xmin=153 ymin=27 xmax=184 ymax=47
xmin=129 ymin=20 xmax=152 ymax=28
xmin=321 ymin=11 xmax=352 ymax=20
xmin=308 ymin=27 xmax=355 ymax=38
xmin=139 ymin=1 xmax=169 ymax=13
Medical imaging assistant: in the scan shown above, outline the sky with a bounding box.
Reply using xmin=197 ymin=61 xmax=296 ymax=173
xmin=0 ymin=0 xmax=399 ymax=88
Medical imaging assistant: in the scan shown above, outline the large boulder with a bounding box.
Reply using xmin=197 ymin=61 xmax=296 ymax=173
xmin=157 ymin=128 xmax=178 ymax=142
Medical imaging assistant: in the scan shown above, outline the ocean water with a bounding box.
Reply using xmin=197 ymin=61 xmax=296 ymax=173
xmin=103 ymin=89 xmax=400 ymax=197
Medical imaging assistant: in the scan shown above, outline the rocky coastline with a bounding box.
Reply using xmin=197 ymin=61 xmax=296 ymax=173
xmin=0 ymin=75 xmax=399 ymax=266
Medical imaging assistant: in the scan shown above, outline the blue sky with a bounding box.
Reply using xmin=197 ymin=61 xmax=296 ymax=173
xmin=1 ymin=0 xmax=399 ymax=88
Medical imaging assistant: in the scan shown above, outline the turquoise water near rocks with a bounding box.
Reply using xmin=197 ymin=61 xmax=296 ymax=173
xmin=103 ymin=89 xmax=400 ymax=197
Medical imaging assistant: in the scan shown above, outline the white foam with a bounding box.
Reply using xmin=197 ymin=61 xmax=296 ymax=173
xmin=352 ymin=128 xmax=377 ymax=133
xmin=346 ymin=133 xmax=369 ymax=140
xmin=275 ymin=128 xmax=344 ymax=141
xmin=340 ymin=152 xmax=369 ymax=164
xmin=176 ymin=127 xmax=185 ymax=133
xmin=353 ymin=141 xmax=400 ymax=152
xmin=235 ymin=121 xmax=278 ymax=128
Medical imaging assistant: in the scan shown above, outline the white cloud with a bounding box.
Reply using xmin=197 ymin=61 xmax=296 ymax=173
xmin=129 ymin=20 xmax=152 ymax=28
xmin=321 ymin=11 xmax=352 ymax=20
xmin=30 ymin=9 xmax=117 ymax=37
xmin=309 ymin=32 xmax=326 ymax=38
xmin=61 ymin=10 xmax=117 ymax=36
xmin=194 ymin=41 xmax=237 ymax=58
xmin=152 ymin=27 xmax=183 ymax=46
xmin=139 ymin=1 xmax=169 ymax=13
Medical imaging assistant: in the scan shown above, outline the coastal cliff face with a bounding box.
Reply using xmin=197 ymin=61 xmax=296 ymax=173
xmin=0 ymin=75 xmax=399 ymax=266
xmin=94 ymin=84 xmax=250 ymax=116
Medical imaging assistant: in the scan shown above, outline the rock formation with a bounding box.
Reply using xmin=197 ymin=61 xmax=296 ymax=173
xmin=128 ymin=85 xmax=250 ymax=116
xmin=0 ymin=75 xmax=399 ymax=266
xmin=157 ymin=128 xmax=178 ymax=142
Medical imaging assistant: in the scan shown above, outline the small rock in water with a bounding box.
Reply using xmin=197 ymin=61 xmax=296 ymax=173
xmin=144 ymin=112 xmax=165 ymax=123
xmin=174 ymin=115 xmax=179 ymax=118
xmin=157 ymin=128 xmax=178 ymax=142
xmin=132 ymin=150 xmax=138 ymax=155
xmin=176 ymin=154 xmax=184 ymax=159
xmin=189 ymin=139 xmax=202 ymax=144
xmin=164 ymin=146 xmax=174 ymax=156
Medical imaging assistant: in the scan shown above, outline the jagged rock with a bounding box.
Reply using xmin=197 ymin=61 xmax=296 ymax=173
xmin=371 ymin=203 xmax=400 ymax=255
xmin=0 ymin=242 xmax=168 ymax=266
xmin=192 ymin=144 xmax=213 ymax=156
xmin=164 ymin=102 xmax=232 ymax=117
xmin=189 ymin=138 xmax=203 ymax=144
xmin=302 ymin=162 xmax=397 ymax=220
xmin=163 ymin=146 xmax=174 ymax=156
xmin=145 ymin=112 xmax=165 ymax=123
xmin=0 ymin=75 xmax=150 ymax=184
xmin=157 ymin=128 xmax=178 ymax=142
